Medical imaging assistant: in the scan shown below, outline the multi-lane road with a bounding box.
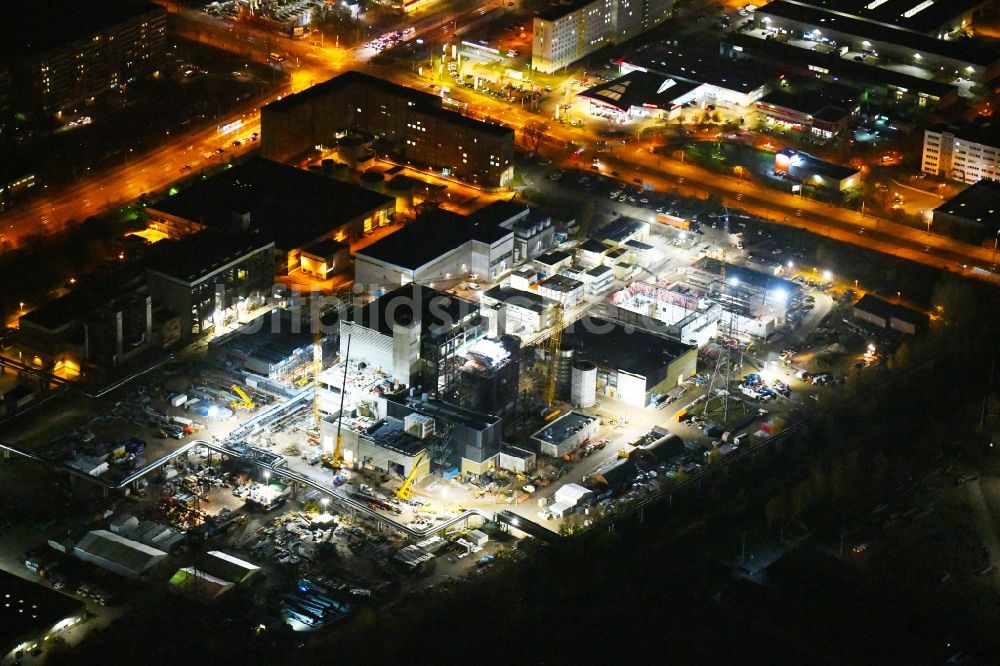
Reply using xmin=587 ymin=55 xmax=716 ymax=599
xmin=2 ymin=5 xmax=997 ymax=284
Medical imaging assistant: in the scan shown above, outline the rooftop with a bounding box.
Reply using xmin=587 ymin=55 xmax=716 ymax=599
xmin=778 ymin=149 xmax=860 ymax=182
xmin=579 ymin=71 xmax=701 ymax=113
xmin=354 ymin=284 xmax=479 ymax=338
xmin=0 ymin=1 xmax=163 ymax=58
xmin=482 ymin=285 xmax=552 ymax=313
xmin=757 ymin=85 xmax=858 ymax=119
xmin=302 ymin=238 xmax=349 ymax=259
xmin=538 ymin=274 xmax=584 ymax=293
xmin=531 ymin=411 xmax=598 ymax=444
xmin=757 ymin=1 xmax=1000 ymax=66
xmin=388 ymin=393 xmax=501 ymax=431
xmin=210 ymin=310 xmax=313 ymax=366
xmin=776 ymin=0 xmax=989 ymax=34
xmin=536 ymin=0 xmax=600 ymax=22
xmin=536 ymin=250 xmax=571 ymax=267
xmin=597 ymin=217 xmax=648 ymax=244
xmin=265 ymin=71 xmax=513 ymax=137
xmin=579 ymin=239 xmax=610 ymax=254
xmin=146 ymin=231 xmax=274 ymax=285
xmin=934 ymin=179 xmax=1000 ymax=229
xmin=19 ymin=264 xmax=146 ymax=333
xmin=569 ymin=318 xmax=696 ymax=387
xmin=929 ymin=119 xmax=1000 ymax=148
xmin=623 ymin=43 xmax=771 ymax=93
xmin=693 ymin=257 xmax=801 ymax=294
xmin=148 ymin=158 xmax=394 ymax=251
xmin=723 ymin=33 xmax=957 ymax=99
xmin=363 ymin=418 xmax=428 ymax=456
xmin=0 ymin=569 xmax=83 ymax=652
xmin=854 ymin=293 xmax=929 ymax=327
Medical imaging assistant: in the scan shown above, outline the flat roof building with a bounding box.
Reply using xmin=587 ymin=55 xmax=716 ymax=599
xmin=932 ymin=179 xmax=1000 ymax=243
xmin=145 ymin=231 xmax=275 ymax=342
xmin=754 ymin=1 xmax=1000 ymax=83
xmin=354 ymin=203 xmax=520 ymax=288
xmin=0 ymin=569 xmax=85 ymax=661
xmin=261 ymin=71 xmax=515 ymax=189
xmin=73 ymin=529 xmax=168 ymax=579
xmin=0 ymin=1 xmax=167 ymax=115
xmin=146 ymin=157 xmax=395 ymax=274
xmin=567 ymin=318 xmax=697 ymax=407
xmin=531 ymin=0 xmax=672 ymax=74
xmin=923 ymin=121 xmax=1000 ymax=185
xmin=756 ymin=85 xmax=860 ymax=138
xmin=775 ymin=149 xmax=861 ymax=191
xmin=853 ymin=294 xmax=929 ymax=334
xmin=721 ymin=33 xmax=958 ymax=107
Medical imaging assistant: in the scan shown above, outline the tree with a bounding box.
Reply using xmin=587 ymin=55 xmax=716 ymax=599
xmin=765 ymin=492 xmax=789 ymax=530
xmin=893 ymin=341 xmax=911 ymax=369
xmin=522 ymin=121 xmax=548 ymax=154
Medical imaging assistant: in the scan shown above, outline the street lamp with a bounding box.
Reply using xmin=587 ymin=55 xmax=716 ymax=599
xmin=321 ymin=497 xmax=329 ymax=513
xmin=992 ymin=229 xmax=1000 ymax=267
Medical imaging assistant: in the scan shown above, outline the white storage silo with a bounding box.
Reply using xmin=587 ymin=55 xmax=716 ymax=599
xmin=571 ymin=360 xmax=597 ymax=408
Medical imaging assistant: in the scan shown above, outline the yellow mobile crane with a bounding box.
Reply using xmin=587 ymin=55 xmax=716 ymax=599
xmin=321 ymin=331 xmax=351 ymax=470
xmin=230 ymin=385 xmax=255 ymax=411
xmin=543 ymin=303 xmax=565 ymax=409
xmin=395 ymin=451 xmax=427 ymax=500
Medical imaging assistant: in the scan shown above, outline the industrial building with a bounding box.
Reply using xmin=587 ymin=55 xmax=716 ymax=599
xmin=261 ymin=71 xmax=515 ymax=189
xmin=922 ymin=120 xmax=1000 ymax=185
xmin=338 ymin=284 xmax=484 ymax=390
xmin=353 ymin=201 xmax=531 ymax=288
xmin=73 ymin=529 xmax=168 ymax=579
xmin=853 ymin=294 xmax=929 ymax=334
xmin=608 ymin=281 xmax=721 ymax=348
xmin=209 ymin=310 xmax=317 ymax=383
xmin=755 ymin=86 xmax=859 ymax=138
xmin=931 ymin=179 xmax=1000 ymax=243
xmin=753 ymin=1 xmax=1000 ymax=84
xmin=17 ymin=265 xmax=153 ymax=373
xmin=386 ymin=392 xmax=507 ymax=474
xmin=146 ymin=158 xmax=395 ymax=274
xmin=537 ymin=274 xmax=586 ymax=306
xmin=686 ymin=257 xmax=800 ymax=337
xmin=584 ymin=43 xmax=771 ymax=121
xmin=720 ymin=33 xmax=958 ymax=108
xmin=774 ymin=149 xmax=861 ymax=192
xmin=566 ymin=318 xmax=697 ymax=407
xmin=530 ymin=0 xmax=672 ymax=74
xmin=145 ymin=231 xmax=275 ymax=342
xmin=443 ymin=336 xmax=520 ymax=425
xmin=757 ymin=0 xmax=994 ymax=38
xmin=532 ymin=412 xmax=600 ymax=457
xmin=321 ymin=414 xmax=432 ymax=480
xmin=0 ymin=1 xmax=167 ymax=115
xmin=480 ymin=285 xmax=557 ymax=336
xmin=0 ymin=569 xmax=84 ymax=662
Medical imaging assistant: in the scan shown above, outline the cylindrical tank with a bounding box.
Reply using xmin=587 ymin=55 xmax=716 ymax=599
xmin=360 ymin=170 xmax=385 ymax=193
xmin=555 ymin=347 xmax=574 ymax=399
xmin=571 ymin=359 xmax=597 ymax=408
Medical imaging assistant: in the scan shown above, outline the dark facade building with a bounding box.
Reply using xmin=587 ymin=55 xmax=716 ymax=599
xmin=145 ymin=157 xmax=394 ymax=274
xmin=145 ymin=232 xmax=275 ymax=341
xmin=17 ymin=267 xmax=152 ymax=374
xmin=0 ymin=1 xmax=167 ymax=115
xmin=261 ymin=71 xmax=515 ymax=189
xmin=931 ymin=178 xmax=1000 ymax=244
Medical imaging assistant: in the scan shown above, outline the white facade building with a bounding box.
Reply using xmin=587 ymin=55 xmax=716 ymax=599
xmin=923 ymin=124 xmax=1000 ymax=185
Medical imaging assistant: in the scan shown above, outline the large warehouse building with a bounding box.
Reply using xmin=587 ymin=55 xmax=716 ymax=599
xmin=146 ymin=157 xmax=395 ymax=275
xmin=354 ymin=202 xmax=527 ymax=288
xmin=753 ymin=1 xmax=1000 ymax=84
xmin=566 ymin=318 xmax=697 ymax=407
xmin=261 ymin=71 xmax=515 ymax=189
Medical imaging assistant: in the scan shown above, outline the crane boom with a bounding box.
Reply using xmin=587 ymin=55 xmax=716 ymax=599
xmin=396 ymin=451 xmax=427 ymax=500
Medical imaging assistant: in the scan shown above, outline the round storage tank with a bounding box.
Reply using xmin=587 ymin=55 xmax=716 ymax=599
xmin=571 ymin=360 xmax=597 ymax=408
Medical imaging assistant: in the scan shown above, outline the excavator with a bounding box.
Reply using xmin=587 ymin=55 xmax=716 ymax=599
xmin=395 ymin=451 xmax=426 ymax=501
xmin=230 ymin=385 xmax=255 ymax=411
